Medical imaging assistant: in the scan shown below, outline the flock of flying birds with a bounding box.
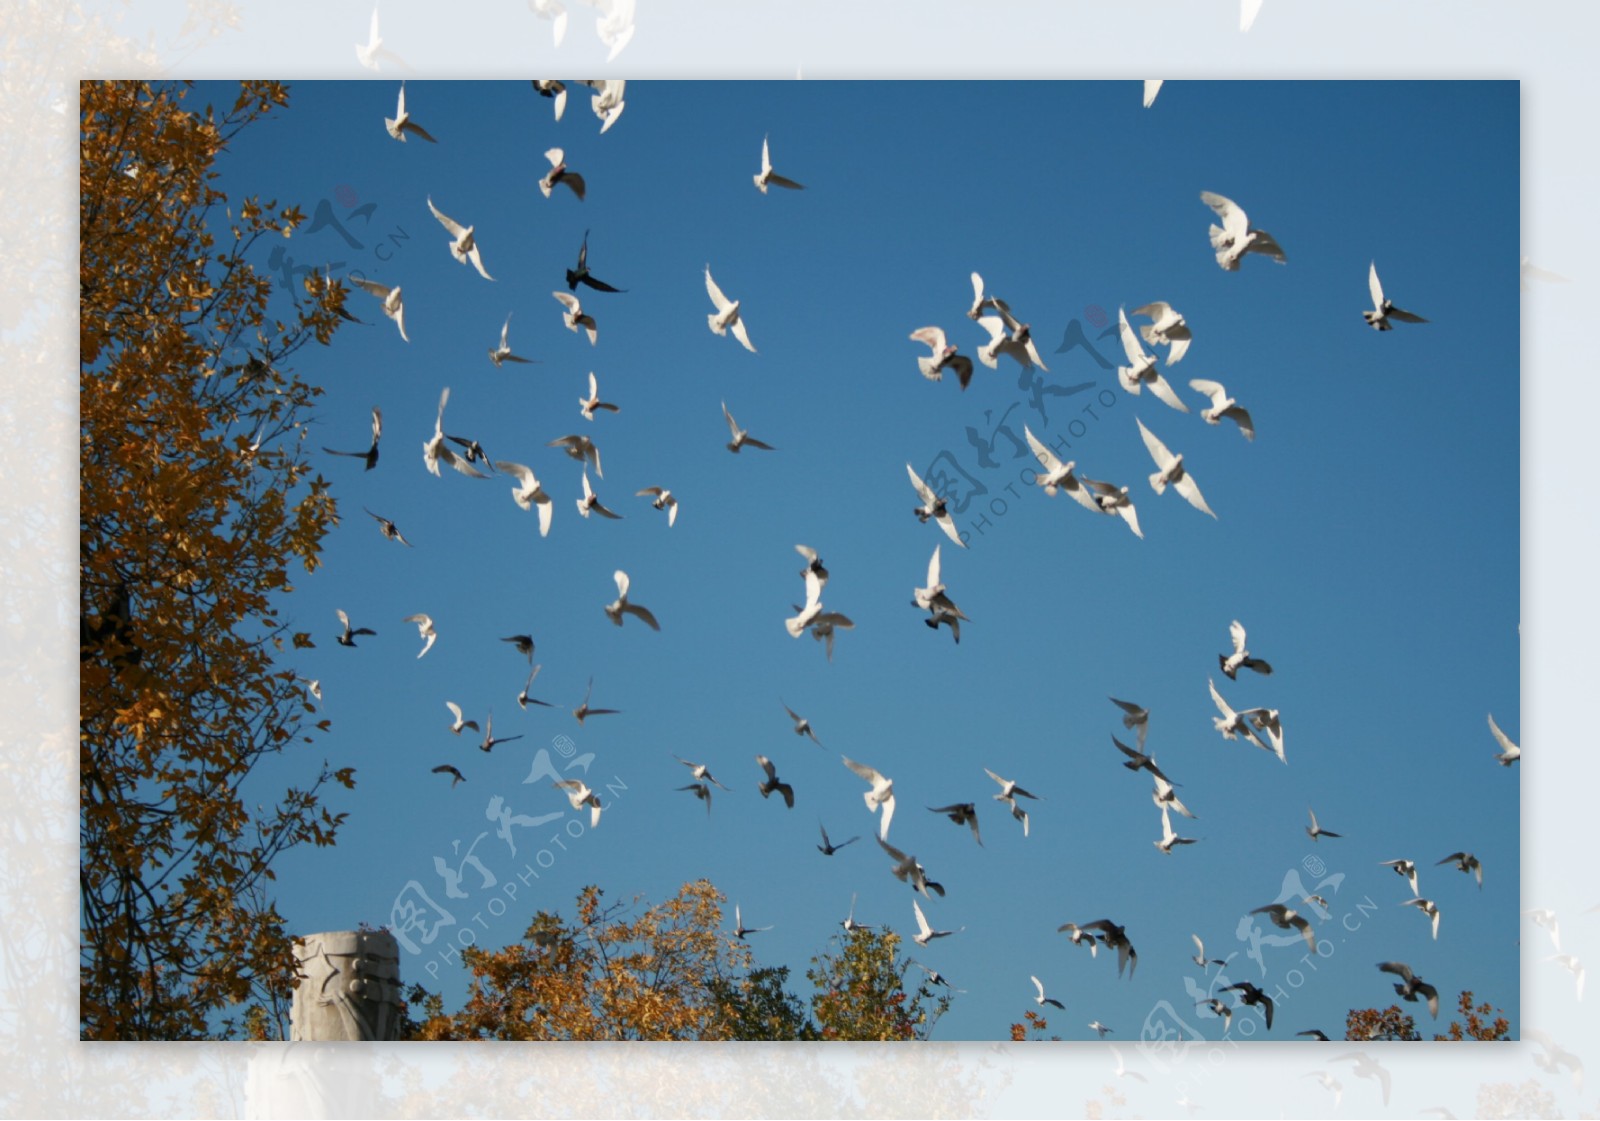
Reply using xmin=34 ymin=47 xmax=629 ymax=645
xmin=291 ymin=80 xmax=1522 ymax=1043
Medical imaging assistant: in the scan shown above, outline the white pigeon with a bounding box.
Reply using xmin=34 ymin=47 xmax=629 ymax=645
xmin=427 ymin=197 xmax=494 ymax=281
xmin=1022 ymin=425 xmax=1102 ymax=511
xmin=585 ymin=78 xmax=626 ymax=132
xmin=1241 ymin=707 xmax=1286 ymax=762
xmin=966 ymin=271 xmax=1006 ymax=320
xmin=1131 ymin=301 xmax=1192 ymax=364
xmin=1155 ymin=803 xmax=1198 ymax=854
xmin=492 ymin=460 xmax=555 ymax=537
xmin=445 ymin=701 xmax=479 ymax=735
xmin=579 ymin=371 xmax=619 ymax=421
xmin=1057 ymin=922 xmax=1100 ymax=957
xmin=384 ymin=81 xmax=437 ymax=143
xmin=1380 ymin=859 xmax=1421 ymax=898
xmin=909 ymin=326 xmax=976 ymax=390
xmin=1219 ymin=619 xmax=1273 ymax=679
xmin=973 ymin=307 xmax=1049 ymax=372
xmin=1031 ymin=975 xmax=1066 ymax=1010
xmin=488 ymin=313 xmax=536 ymax=367
xmin=1363 ymin=262 xmax=1428 ymax=330
xmin=1138 ymin=418 xmax=1216 ymax=518
xmin=1191 ymin=934 xmax=1226 ymax=970
xmin=842 ymin=755 xmax=896 ymax=841
xmin=589 ymin=2 xmax=636 ymax=62
xmin=1305 ymin=807 xmax=1341 ymax=842
xmin=553 ymin=779 xmax=602 ymax=828
xmin=636 ymin=486 xmax=678 ymax=527
xmin=356 ymin=5 xmax=407 ymax=71
xmin=876 ymin=835 xmax=942 ymax=899
xmin=674 ymin=755 xmax=732 ymax=791
xmin=986 ymin=768 xmax=1041 ymax=805
xmin=1251 ymin=902 xmax=1316 ymax=952
xmin=1115 ymin=308 xmax=1189 ymax=412
xmin=1188 ymin=379 xmax=1254 ymax=440
xmin=528 ymin=3 xmax=568 ymax=48
xmin=540 ymin=147 xmax=586 ymax=201
xmin=350 ymin=277 xmax=407 ymax=342
xmin=549 ymin=433 xmax=602 ymax=477
xmin=531 ymin=78 xmax=567 ymax=119
xmin=1209 ymin=678 xmax=1270 ymax=751
xmin=576 ymin=469 xmax=622 ymax=519
xmin=1080 ymin=476 xmax=1144 ymax=539
xmin=705 ymin=267 xmax=756 ymax=352
xmin=552 ymin=291 xmax=599 ymax=346
xmin=906 ymin=462 xmax=965 ymax=548
xmin=1526 ymin=908 xmax=1561 ymax=952
xmin=604 ymin=569 xmax=659 ymax=630
xmin=1546 ymin=954 xmax=1586 ymax=1000
xmin=912 ymin=898 xmax=960 ymax=947
xmin=1088 ymin=1021 xmax=1114 ymax=1039
xmin=1142 ymin=80 xmax=1164 ymax=108
xmin=1200 ymin=191 xmax=1287 ymax=270
xmin=401 ymin=613 xmax=437 ymax=658
xmin=754 ymin=135 xmax=805 ymax=193
xmin=786 ymin=569 xmax=825 ymax=639
xmin=733 ymin=903 xmax=772 ymax=940
xmin=423 ymin=388 xmax=488 ymax=479
xmin=1152 ymin=772 xmax=1195 ymax=820
xmin=1487 ymin=713 xmax=1520 ymax=766
xmin=722 ymin=401 xmax=775 ymax=453
xmin=1401 ymin=897 xmax=1442 ymax=941
xmin=912 ymin=544 xmax=968 ymax=642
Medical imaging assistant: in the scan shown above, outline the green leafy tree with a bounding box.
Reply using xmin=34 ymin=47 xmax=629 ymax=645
xmin=807 ymin=928 xmax=952 ymax=1040
xmin=707 ymin=965 xmax=817 ymax=1040
xmin=79 ymin=79 xmax=351 ymax=1040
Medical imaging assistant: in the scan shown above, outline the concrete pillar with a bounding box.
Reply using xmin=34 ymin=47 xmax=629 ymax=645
xmin=288 ymin=929 xmax=403 ymax=1041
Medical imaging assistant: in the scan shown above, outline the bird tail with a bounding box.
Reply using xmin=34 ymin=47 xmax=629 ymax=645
xmin=1149 ymin=469 xmax=1168 ymax=495
xmin=707 ymin=313 xmax=727 ymax=336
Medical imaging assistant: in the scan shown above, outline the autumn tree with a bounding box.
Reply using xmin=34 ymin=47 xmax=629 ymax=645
xmin=79 ymin=79 xmax=351 ymax=1039
xmin=409 ymin=881 xmax=774 ymax=1041
xmin=807 ymin=927 xmax=952 ymax=1040
xmin=1345 ymin=990 xmax=1511 ymax=1042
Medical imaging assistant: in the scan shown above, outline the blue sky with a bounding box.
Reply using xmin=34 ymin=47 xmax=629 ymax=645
xmin=200 ymin=79 xmax=1518 ymax=1043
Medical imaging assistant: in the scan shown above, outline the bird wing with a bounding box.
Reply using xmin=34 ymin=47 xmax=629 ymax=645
xmin=351 ymin=277 xmax=393 ymax=300
xmin=1136 ymin=418 xmax=1176 ymax=471
xmin=1200 ymin=191 xmax=1247 ymax=240
xmin=905 ymin=462 xmax=936 ymax=505
xmin=925 ymin=544 xmax=942 ymax=591
xmin=909 ymin=326 xmax=948 ymax=355
xmin=1023 ymin=424 xmax=1063 ymax=475
xmin=705 ymin=267 xmax=733 ymax=313
xmin=1126 ymin=308 xmax=1152 ymax=364
xmin=1146 ymin=373 xmax=1192 ymax=413
xmin=427 ymin=196 xmax=466 ymax=239
xmin=730 ymin=317 xmax=756 ymax=353
xmin=1230 ymin=620 xmax=1249 ymax=657
xmin=842 ymin=755 xmax=884 ymax=787
xmin=1378 ymin=960 xmax=1416 ymax=983
xmin=1369 ymin=261 xmax=1385 ymax=310
xmin=1486 ymin=713 xmax=1519 ymax=755
xmin=1173 ymin=469 xmax=1216 ymax=518
xmin=913 ymin=899 xmax=933 ymax=937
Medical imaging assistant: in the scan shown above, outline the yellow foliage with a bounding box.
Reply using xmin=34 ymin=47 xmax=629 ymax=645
xmin=79 ymin=80 xmax=349 ymax=1040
